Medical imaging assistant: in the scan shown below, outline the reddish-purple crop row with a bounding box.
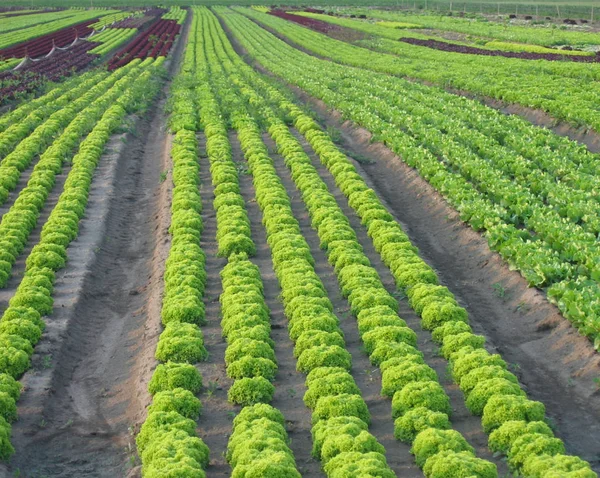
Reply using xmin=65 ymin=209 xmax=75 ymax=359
xmin=269 ymin=10 xmax=346 ymax=34
xmin=108 ymin=19 xmax=180 ymax=70
xmin=0 ymin=19 xmax=96 ymax=59
xmin=399 ymin=37 xmax=600 ymax=63
xmin=0 ymin=42 xmax=97 ymax=101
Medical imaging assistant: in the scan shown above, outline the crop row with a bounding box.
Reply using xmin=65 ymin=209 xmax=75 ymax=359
xmin=0 ymin=56 xmax=162 ymax=460
xmin=0 ymin=18 xmax=96 ymax=59
xmin=0 ymin=10 xmax=82 ymax=35
xmin=0 ymin=69 xmax=99 ymax=133
xmin=398 ymin=37 xmax=599 ymax=63
xmin=241 ymin=8 xmax=600 ymax=137
xmin=339 ymin=8 xmax=600 ymax=47
xmin=194 ymin=7 xmax=399 ymax=476
xmin=0 ymin=66 xmax=126 ymax=209
xmin=0 ymin=42 xmax=98 ymax=102
xmin=162 ymin=6 xmax=187 ymax=24
xmin=135 ymin=14 xmax=208 ymax=477
xmin=0 ymin=69 xmax=107 ymax=159
xmin=226 ymin=8 xmax=600 ymax=350
xmin=217 ymin=7 xmax=598 ymax=476
xmin=90 ymin=10 xmax=135 ymax=29
xmin=88 ymin=27 xmax=137 ymax=55
xmin=295 ymin=11 xmax=596 ymax=58
xmin=0 ymin=64 xmax=137 ymax=291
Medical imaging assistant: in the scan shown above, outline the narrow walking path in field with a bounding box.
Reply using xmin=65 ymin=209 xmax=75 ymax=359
xmin=231 ymin=131 xmax=324 ymax=477
xmin=263 ymin=132 xmax=422 ymax=477
xmin=195 ymin=137 xmax=236 ymax=478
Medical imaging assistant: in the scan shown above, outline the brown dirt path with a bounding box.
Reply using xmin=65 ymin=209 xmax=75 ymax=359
xmin=194 ymin=137 xmax=235 ymax=477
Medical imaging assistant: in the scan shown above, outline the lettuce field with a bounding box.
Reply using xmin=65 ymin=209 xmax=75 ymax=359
xmin=0 ymin=3 xmax=599 ymax=477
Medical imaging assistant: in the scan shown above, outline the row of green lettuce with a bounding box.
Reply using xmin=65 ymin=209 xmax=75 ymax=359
xmin=214 ymin=10 xmax=502 ymax=475
xmin=200 ymin=6 xmax=399 ymax=475
xmin=0 ymin=56 xmax=162 ymax=461
xmin=134 ymin=10 xmax=214 ymax=478
xmin=226 ymin=7 xmax=600 ymax=351
xmin=171 ymin=8 xmax=300 ymax=476
xmin=217 ymin=7 xmax=598 ymax=477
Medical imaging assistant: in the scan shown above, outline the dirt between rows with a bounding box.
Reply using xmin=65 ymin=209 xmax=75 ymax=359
xmin=218 ymin=13 xmax=600 ymax=470
xmin=0 ymin=13 xmax=192 ymax=478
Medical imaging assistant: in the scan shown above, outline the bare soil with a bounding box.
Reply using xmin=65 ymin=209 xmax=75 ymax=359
xmin=5 ymin=96 xmax=172 ymax=477
xmin=194 ymin=135 xmax=235 ymax=477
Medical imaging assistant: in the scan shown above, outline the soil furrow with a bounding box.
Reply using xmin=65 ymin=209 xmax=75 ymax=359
xmin=195 ymin=136 xmax=235 ymax=478
xmin=262 ymin=132 xmax=420 ymax=477
xmin=230 ymin=131 xmax=323 ymax=477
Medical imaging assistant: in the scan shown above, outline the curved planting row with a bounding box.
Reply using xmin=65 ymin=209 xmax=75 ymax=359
xmin=269 ymin=10 xmax=348 ymax=35
xmin=88 ymin=27 xmax=137 ymax=55
xmin=0 ymin=9 xmax=107 ymax=51
xmin=0 ymin=56 xmax=162 ymax=460
xmin=135 ymin=15 xmax=208 ymax=477
xmin=0 ymin=62 xmax=142 ymax=293
xmin=0 ymin=69 xmax=108 ymax=158
xmin=398 ymin=37 xmax=600 ymax=63
xmin=213 ymin=28 xmax=498 ymax=473
xmin=295 ymin=109 xmax=596 ymax=478
xmin=192 ymin=8 xmax=399 ymax=474
xmin=0 ymin=19 xmax=96 ymax=59
xmin=235 ymin=105 xmax=394 ymax=477
xmin=239 ymin=8 xmax=600 ymax=140
xmin=255 ymin=63 xmax=596 ymax=478
xmin=108 ymin=15 xmax=183 ymax=71
xmin=192 ymin=10 xmax=397 ymax=474
xmin=0 ymin=42 xmax=98 ymax=102
xmin=0 ymin=71 xmax=89 ymax=133
xmin=0 ymin=65 xmax=128 ymax=207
